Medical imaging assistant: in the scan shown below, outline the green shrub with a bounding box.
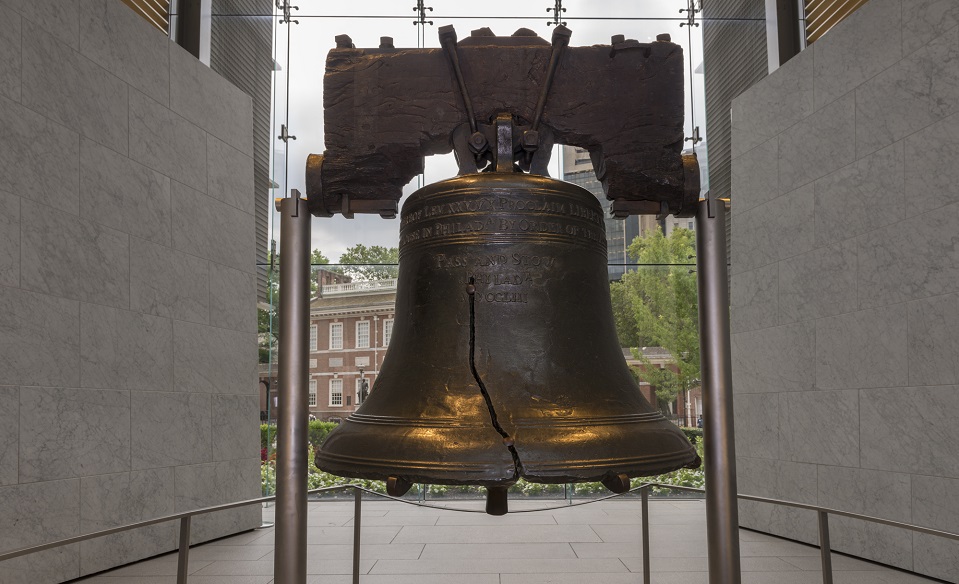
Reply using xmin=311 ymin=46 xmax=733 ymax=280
xmin=260 ymin=424 xmax=277 ymax=449
xmin=308 ymin=421 xmax=338 ymax=448
xmin=681 ymin=427 xmax=703 ymax=444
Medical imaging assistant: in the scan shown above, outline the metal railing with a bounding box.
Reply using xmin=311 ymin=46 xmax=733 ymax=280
xmin=2 ymin=482 xmax=957 ymax=584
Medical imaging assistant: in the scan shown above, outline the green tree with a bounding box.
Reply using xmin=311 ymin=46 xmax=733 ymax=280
xmin=258 ymin=248 xmax=330 ymax=363
xmin=616 ymin=227 xmax=699 ymax=416
xmin=309 ymin=249 xmax=331 ymax=297
xmin=337 ymin=244 xmax=399 ymax=281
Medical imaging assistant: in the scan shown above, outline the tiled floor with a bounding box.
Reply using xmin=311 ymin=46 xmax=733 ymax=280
xmin=75 ymin=497 xmax=941 ymax=584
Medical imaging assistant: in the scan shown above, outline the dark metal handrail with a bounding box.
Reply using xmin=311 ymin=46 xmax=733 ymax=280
xmin=1 ymin=482 xmax=956 ymax=584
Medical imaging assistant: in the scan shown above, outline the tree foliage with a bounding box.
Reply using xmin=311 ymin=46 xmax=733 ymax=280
xmin=258 ymin=248 xmax=330 ymax=363
xmin=612 ymin=227 xmax=699 ymax=414
xmin=337 ymin=244 xmax=399 ymax=281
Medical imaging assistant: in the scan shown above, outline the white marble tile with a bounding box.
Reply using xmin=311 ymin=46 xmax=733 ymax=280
xmin=734 ymin=393 xmax=779 ymax=459
xmin=212 ymin=394 xmax=260 ymax=461
xmin=731 ymin=136 xmax=779 ymax=212
xmin=173 ymin=320 xmax=257 ymax=394
xmin=912 ymin=532 xmax=959 ymax=583
xmin=778 ymin=240 xmax=857 ymax=324
xmin=20 ymin=198 xmax=130 ymax=309
xmin=907 ymin=294 xmax=959 ymax=386
xmin=779 ymin=92 xmax=857 ymax=194
xmin=207 ymin=135 xmax=254 ymax=214
xmin=172 ymin=181 xmax=255 ymax=274
xmin=731 ymin=263 xmax=778 ymax=334
xmin=79 ymin=468 xmax=176 ymax=576
xmin=131 ymin=391 xmax=212 ymax=469
xmin=80 ymin=303 xmax=174 ymax=392
xmin=3 ymin=0 xmax=78 ymax=49
xmin=78 ymin=0 xmax=169 ymax=105
xmin=174 ymin=459 xmax=261 ymax=543
xmin=731 ymin=321 xmax=815 ymax=394
xmin=857 ymin=201 xmax=959 ymax=308
xmin=815 ymin=305 xmax=908 ymax=390
xmin=813 ymin=0 xmax=902 ymax=110
xmin=911 ymin=473 xmax=959 ymax=579
xmin=904 ymin=111 xmax=959 ymax=217
xmin=902 ymin=0 xmax=959 ymax=55
xmin=818 ymin=466 xmax=912 ymax=524
xmin=815 ymin=141 xmax=905 ymax=247
xmin=80 ymin=138 xmax=171 ymax=245
xmin=730 ymin=184 xmax=815 ymax=275
xmin=829 ymin=516 xmax=914 ymax=573
xmin=19 ymin=386 xmax=130 ymax=482
xmin=0 ymin=386 xmax=16 ymax=485
xmin=0 ymin=10 xmax=20 ymax=102
xmin=0 ymin=189 xmax=19 ymax=287
xmin=737 ymin=457 xmax=819 ymax=544
xmin=0 ymin=479 xmax=80 ymax=583
xmin=731 ymin=47 xmax=815 ymax=159
xmin=861 ymin=386 xmax=959 ymax=477
xmin=171 ymin=43 xmax=253 ymax=157
xmin=0 ymin=286 xmax=80 ymax=387
xmin=129 ymin=237 xmax=210 ymax=324
xmin=856 ymin=25 xmax=959 ymax=158
xmin=21 ymin=19 xmax=127 ymax=154
xmin=209 ymin=263 xmax=256 ymax=333
xmin=780 ymin=389 xmax=859 ymax=466
xmin=129 ymin=90 xmax=207 ymax=194
xmin=0 ymin=95 xmax=80 ymax=213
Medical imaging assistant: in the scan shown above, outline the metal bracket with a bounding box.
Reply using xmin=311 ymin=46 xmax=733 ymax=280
xmin=414 ymin=0 xmax=433 ymax=27
xmin=547 ymin=0 xmax=567 ymax=26
xmin=679 ymin=0 xmax=700 ymax=27
xmin=276 ymin=0 xmax=299 ymax=24
xmin=278 ymin=124 xmax=296 ymax=143
xmin=685 ymin=126 xmax=702 ymax=145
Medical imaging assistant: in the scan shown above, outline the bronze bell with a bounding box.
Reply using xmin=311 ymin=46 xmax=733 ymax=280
xmin=316 ymin=172 xmax=700 ymax=514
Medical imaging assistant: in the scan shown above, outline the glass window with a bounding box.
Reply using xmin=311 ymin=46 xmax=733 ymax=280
xmin=356 ymin=320 xmax=370 ymax=348
xmin=329 ymin=378 xmax=343 ymax=406
xmin=383 ymin=319 xmax=394 ymax=347
xmin=309 ymin=324 xmax=317 ymax=351
xmin=309 ymin=379 xmax=317 ymax=406
xmin=330 ymin=323 xmax=343 ymax=350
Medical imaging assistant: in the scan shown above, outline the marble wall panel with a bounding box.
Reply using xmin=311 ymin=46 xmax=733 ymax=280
xmin=856 ymin=25 xmax=959 ymax=158
xmin=21 ymin=20 xmax=127 ymax=154
xmin=2 ymin=0 xmax=78 ymax=48
xmin=209 ymin=263 xmax=256 ymax=333
xmin=0 ymin=96 xmax=80 ymax=213
xmin=779 ymin=389 xmax=859 ymax=466
xmin=0 ymin=189 xmax=19 ymax=287
xmin=730 ymin=136 xmax=779 ymax=212
xmin=912 ymin=474 xmax=959 ymax=581
xmin=730 ymin=184 xmax=815 ymax=275
xmin=812 ymin=0 xmax=902 ymax=110
xmin=730 ymin=47 xmax=815 ymax=159
xmin=779 ymin=93 xmax=857 ymax=194
xmin=815 ymin=305 xmax=908 ymax=390
xmin=129 ymin=90 xmax=207 ymax=194
xmin=904 ymin=111 xmax=959 ymax=217
xmin=857 ymin=201 xmax=959 ymax=308
xmin=0 ymin=286 xmax=79 ymax=387
xmin=77 ymin=0 xmax=169 ymax=105
xmin=207 ymin=134 xmax=255 ymax=213
xmin=778 ymin=241 xmax=857 ymax=324
xmin=913 ymin=534 xmax=959 ymax=583
xmin=172 ymin=181 xmax=255 ymax=274
xmin=0 ymin=11 xmax=20 ymax=101
xmin=814 ymin=141 xmax=904 ymax=247
xmin=174 ymin=458 xmax=261 ymax=543
xmin=20 ymin=198 xmax=130 ymax=309
xmin=19 ymin=386 xmax=130 ymax=482
xmin=131 ymin=391 xmax=212 ymax=469
xmin=861 ymin=386 xmax=959 ymax=477
xmin=173 ymin=320 xmax=257 ymax=394
xmin=0 ymin=479 xmax=80 ymax=583
xmin=80 ymin=303 xmax=173 ymax=392
xmin=731 ymin=321 xmax=815 ymax=394
xmin=902 ymin=0 xmax=959 ymax=56
xmin=730 ymin=263 xmax=778 ymax=334
xmin=129 ymin=237 xmax=210 ymax=324
xmin=170 ymin=44 xmax=253 ymax=156
xmin=737 ymin=457 xmax=819 ymax=543
xmin=79 ymin=469 xmax=175 ymax=576
xmin=733 ymin=393 xmax=778 ymax=459
xmin=907 ymin=294 xmax=959 ymax=386
xmin=212 ymin=394 xmax=260 ymax=461
xmin=80 ymin=138 xmax=171 ymax=245
xmin=0 ymin=386 xmax=17 ymax=486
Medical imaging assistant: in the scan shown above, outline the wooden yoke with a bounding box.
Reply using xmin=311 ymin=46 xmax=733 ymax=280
xmin=306 ymin=25 xmax=700 ymax=219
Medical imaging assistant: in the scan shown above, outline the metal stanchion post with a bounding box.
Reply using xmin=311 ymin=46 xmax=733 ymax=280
xmin=818 ymin=511 xmax=834 ymax=584
xmin=641 ymin=486 xmax=651 ymax=584
xmin=176 ymin=516 xmax=191 ymax=584
xmin=695 ymin=197 xmax=742 ymax=584
xmin=353 ymin=488 xmax=363 ymax=584
xmin=274 ymin=193 xmax=311 ymax=584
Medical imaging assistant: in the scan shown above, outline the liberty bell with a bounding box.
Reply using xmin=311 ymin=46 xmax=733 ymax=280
xmin=308 ymin=26 xmax=702 ymax=514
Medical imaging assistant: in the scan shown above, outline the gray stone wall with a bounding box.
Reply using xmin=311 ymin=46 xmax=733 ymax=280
xmin=730 ymin=0 xmax=959 ymax=580
xmin=0 ymin=1 xmax=261 ymax=582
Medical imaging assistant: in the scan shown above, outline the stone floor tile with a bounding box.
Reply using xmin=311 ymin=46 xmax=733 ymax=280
xmin=419 ymin=542 xmax=576 ymax=559
xmin=371 ymin=558 xmax=629 ymax=574
xmin=392 ymin=524 xmax=602 ymax=544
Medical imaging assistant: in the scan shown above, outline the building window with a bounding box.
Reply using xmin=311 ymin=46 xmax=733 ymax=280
xmin=356 ymin=320 xmax=370 ymax=348
xmin=330 ymin=323 xmax=343 ymax=350
xmin=309 ymin=325 xmax=317 ymax=351
xmin=330 ymin=378 xmax=343 ymax=406
xmin=309 ymin=380 xmax=317 ymax=406
xmin=383 ymin=319 xmax=394 ymax=347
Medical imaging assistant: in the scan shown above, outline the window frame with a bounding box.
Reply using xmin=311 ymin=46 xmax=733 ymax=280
xmin=356 ymin=320 xmax=370 ymax=349
xmin=308 ymin=379 xmax=317 ymax=407
xmin=329 ymin=322 xmax=343 ymax=350
xmin=383 ymin=318 xmax=394 ymax=347
xmin=329 ymin=378 xmax=343 ymax=407
xmin=309 ymin=324 xmax=318 ymax=351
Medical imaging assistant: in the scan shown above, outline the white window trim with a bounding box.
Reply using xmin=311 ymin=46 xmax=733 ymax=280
xmin=356 ymin=320 xmax=370 ymax=349
xmin=329 ymin=322 xmax=343 ymax=351
xmin=309 ymin=325 xmax=318 ymax=352
xmin=329 ymin=378 xmax=343 ymax=407
xmin=309 ymin=379 xmax=317 ymax=407
xmin=383 ymin=318 xmax=394 ymax=347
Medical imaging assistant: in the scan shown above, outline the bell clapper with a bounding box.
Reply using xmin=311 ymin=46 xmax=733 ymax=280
xmin=386 ymin=476 xmax=414 ymax=497
xmin=601 ymin=473 xmax=631 ymax=494
xmin=485 ymin=486 xmax=509 ymax=516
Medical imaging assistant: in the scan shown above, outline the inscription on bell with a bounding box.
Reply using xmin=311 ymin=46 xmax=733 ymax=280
xmin=434 ymin=253 xmax=555 ymax=269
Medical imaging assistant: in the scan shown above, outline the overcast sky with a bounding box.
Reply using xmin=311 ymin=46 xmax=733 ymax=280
xmin=266 ymin=0 xmax=707 ymax=261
